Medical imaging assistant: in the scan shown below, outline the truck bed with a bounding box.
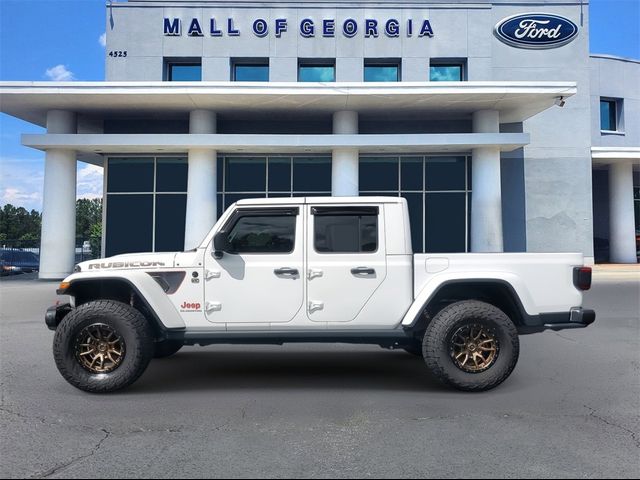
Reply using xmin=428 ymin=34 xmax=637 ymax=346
xmin=413 ymin=253 xmax=585 ymax=316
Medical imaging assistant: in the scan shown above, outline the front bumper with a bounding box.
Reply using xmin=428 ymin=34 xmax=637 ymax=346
xmin=518 ymin=307 xmax=596 ymax=335
xmin=45 ymin=303 xmax=73 ymax=331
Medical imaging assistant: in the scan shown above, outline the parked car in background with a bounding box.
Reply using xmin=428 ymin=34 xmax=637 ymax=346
xmin=0 ymin=248 xmax=40 ymax=276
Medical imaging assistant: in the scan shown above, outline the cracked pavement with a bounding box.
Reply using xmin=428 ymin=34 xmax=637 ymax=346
xmin=1 ymin=275 xmax=639 ymax=478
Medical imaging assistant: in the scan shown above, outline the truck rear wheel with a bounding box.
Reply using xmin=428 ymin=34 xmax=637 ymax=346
xmin=53 ymin=300 xmax=154 ymax=393
xmin=422 ymin=300 xmax=519 ymax=392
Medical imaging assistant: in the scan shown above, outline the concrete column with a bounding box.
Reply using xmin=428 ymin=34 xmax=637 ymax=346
xmin=185 ymin=110 xmax=217 ymax=250
xmin=40 ymin=110 xmax=77 ymax=279
xmin=332 ymin=111 xmax=359 ymax=196
xmin=470 ymin=110 xmax=503 ymax=252
xmin=609 ymin=161 xmax=636 ymax=263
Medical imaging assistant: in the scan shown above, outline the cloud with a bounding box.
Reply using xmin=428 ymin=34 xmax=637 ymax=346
xmin=77 ymin=163 xmax=104 ymax=200
xmin=0 ymin=158 xmax=104 ymax=212
xmin=1 ymin=188 xmax=41 ymax=205
xmin=99 ymin=32 xmax=106 ymax=48
xmin=44 ymin=64 xmax=75 ymax=82
xmin=0 ymin=157 xmax=45 ymax=211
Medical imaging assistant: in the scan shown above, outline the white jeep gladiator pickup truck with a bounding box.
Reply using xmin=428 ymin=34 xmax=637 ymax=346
xmin=46 ymin=197 xmax=595 ymax=393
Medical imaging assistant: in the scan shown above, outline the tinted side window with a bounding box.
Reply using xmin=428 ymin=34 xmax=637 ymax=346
xmin=227 ymin=215 xmax=296 ymax=253
xmin=314 ymin=209 xmax=378 ymax=253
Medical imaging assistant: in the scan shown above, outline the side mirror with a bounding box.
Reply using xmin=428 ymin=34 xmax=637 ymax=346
xmin=212 ymin=231 xmax=229 ymax=259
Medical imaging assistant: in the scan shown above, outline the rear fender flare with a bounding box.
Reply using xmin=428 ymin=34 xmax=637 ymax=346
xmin=401 ymin=273 xmax=535 ymax=328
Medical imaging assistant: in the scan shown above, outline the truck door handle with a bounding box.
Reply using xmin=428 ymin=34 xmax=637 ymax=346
xmin=274 ymin=267 xmax=299 ymax=277
xmin=351 ymin=267 xmax=375 ymax=276
xmin=308 ymin=301 xmax=324 ymax=313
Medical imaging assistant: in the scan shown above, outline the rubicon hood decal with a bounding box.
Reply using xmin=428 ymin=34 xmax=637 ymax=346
xmin=88 ymin=260 xmax=166 ymax=270
xmin=82 ymin=252 xmax=176 ymax=270
xmin=494 ymin=13 xmax=579 ymax=49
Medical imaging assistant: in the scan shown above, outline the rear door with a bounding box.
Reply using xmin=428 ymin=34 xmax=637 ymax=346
xmin=306 ymin=205 xmax=387 ymax=323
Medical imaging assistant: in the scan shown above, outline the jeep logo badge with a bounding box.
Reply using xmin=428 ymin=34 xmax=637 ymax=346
xmin=494 ymin=13 xmax=579 ymax=49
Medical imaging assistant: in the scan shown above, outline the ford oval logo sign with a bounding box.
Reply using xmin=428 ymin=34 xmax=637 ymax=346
xmin=494 ymin=13 xmax=579 ymax=49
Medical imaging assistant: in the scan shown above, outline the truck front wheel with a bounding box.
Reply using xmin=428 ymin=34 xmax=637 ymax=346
xmin=53 ymin=300 xmax=154 ymax=393
xmin=422 ymin=300 xmax=519 ymax=392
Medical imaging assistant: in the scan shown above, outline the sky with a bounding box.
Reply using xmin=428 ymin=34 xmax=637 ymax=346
xmin=0 ymin=0 xmax=639 ymax=212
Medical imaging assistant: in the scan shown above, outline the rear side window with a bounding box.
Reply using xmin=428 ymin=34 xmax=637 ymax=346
xmin=313 ymin=206 xmax=378 ymax=253
xmin=227 ymin=214 xmax=296 ymax=254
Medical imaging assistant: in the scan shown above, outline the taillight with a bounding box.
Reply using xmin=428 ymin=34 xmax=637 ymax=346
xmin=573 ymin=267 xmax=592 ymax=291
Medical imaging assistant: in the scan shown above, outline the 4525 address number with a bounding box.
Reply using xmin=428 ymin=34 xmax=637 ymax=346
xmin=108 ymin=51 xmax=128 ymax=58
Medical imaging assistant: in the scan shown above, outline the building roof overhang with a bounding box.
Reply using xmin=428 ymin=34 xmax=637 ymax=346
xmin=0 ymin=81 xmax=577 ymax=126
xmin=591 ymin=147 xmax=640 ymax=167
xmin=22 ymin=132 xmax=530 ymax=157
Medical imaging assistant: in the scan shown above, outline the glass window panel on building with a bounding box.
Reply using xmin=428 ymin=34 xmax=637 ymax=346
xmin=298 ymin=61 xmax=336 ymax=82
xmin=219 ymin=155 xmax=331 ymax=208
xmin=106 ymin=157 xmax=188 ymax=256
xmin=223 ymin=193 xmax=266 ymax=210
xmin=430 ymin=64 xmax=463 ymax=81
xmin=293 ymin=157 xmax=331 ymax=192
xmin=364 ymin=64 xmax=400 ymax=82
xmin=425 ymin=192 xmax=467 ymax=253
xmin=401 ymin=156 xmax=423 ymax=191
xmin=600 ymin=99 xmax=617 ymax=131
xmin=106 ymin=194 xmax=154 ymax=256
xmin=225 ymin=157 xmax=267 ymax=192
xmin=359 ymin=157 xmax=399 ymax=191
xmin=268 ymin=157 xmax=292 ymax=192
xmin=107 ymin=157 xmax=154 ymax=193
xmin=217 ymin=193 xmax=224 ymax=219
xmin=167 ymin=63 xmax=202 ymax=81
xmin=402 ymin=192 xmax=424 ymax=253
xmin=233 ymin=64 xmax=269 ymax=82
xmin=359 ymin=155 xmax=471 ymax=253
xmin=425 ymin=156 xmax=467 ymax=191
xmin=156 ymin=157 xmax=188 ymax=192
xmin=155 ymin=194 xmax=187 ymax=252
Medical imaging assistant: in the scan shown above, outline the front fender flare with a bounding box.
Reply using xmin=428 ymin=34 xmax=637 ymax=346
xmin=60 ymin=270 xmax=186 ymax=330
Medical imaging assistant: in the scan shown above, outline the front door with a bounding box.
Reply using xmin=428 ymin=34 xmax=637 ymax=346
xmin=204 ymin=206 xmax=304 ymax=325
xmin=306 ymin=204 xmax=387 ymax=323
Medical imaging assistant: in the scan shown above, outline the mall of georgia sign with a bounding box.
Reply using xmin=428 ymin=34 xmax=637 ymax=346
xmin=494 ymin=13 xmax=579 ymax=49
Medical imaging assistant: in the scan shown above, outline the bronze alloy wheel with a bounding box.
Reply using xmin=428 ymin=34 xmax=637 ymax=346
xmin=450 ymin=323 xmax=499 ymax=373
xmin=74 ymin=323 xmax=126 ymax=374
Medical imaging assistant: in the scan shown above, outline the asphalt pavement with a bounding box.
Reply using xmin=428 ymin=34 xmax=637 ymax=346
xmin=0 ymin=273 xmax=638 ymax=478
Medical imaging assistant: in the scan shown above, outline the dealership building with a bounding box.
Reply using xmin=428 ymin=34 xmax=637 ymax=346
xmin=0 ymin=0 xmax=638 ymax=279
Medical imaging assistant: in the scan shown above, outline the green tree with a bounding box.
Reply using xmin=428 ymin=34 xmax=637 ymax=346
xmin=89 ymin=222 xmax=102 ymax=257
xmin=76 ymin=198 xmax=102 ymax=240
xmin=0 ymin=204 xmax=41 ymax=242
xmin=76 ymin=199 xmax=103 ymax=258
xmin=0 ymin=199 xmax=102 ymax=251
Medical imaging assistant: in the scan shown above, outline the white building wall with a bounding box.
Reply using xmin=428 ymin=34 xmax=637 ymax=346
xmin=102 ymin=0 xmax=604 ymax=260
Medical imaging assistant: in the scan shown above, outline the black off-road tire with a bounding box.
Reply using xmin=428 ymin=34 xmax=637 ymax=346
xmin=53 ymin=300 xmax=154 ymax=393
xmin=422 ymin=300 xmax=519 ymax=392
xmin=153 ymin=339 xmax=183 ymax=359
